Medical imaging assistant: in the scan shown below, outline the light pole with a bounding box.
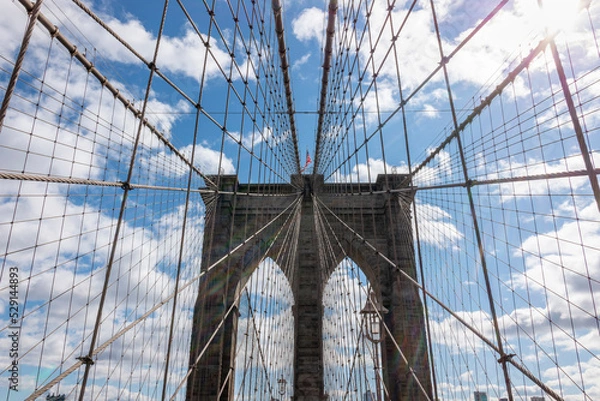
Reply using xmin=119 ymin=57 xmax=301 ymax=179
xmin=360 ymin=290 xmax=388 ymax=401
xmin=278 ymin=373 xmax=287 ymax=400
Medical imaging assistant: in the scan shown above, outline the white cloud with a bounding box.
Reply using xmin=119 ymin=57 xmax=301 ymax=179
xmin=234 ymin=258 xmax=294 ymax=398
xmin=421 ymin=104 xmax=440 ymax=119
xmin=555 ymin=357 xmax=600 ymax=401
xmin=187 ymin=143 xmax=235 ymax=175
xmin=362 ymin=1 xmax=443 ymax=91
xmin=414 ymin=202 xmax=464 ymax=250
xmin=360 ymin=80 xmax=398 ymax=124
xmin=139 ymin=142 xmax=236 ymax=184
xmin=292 ymin=7 xmax=326 ymax=44
xmin=335 ymin=0 xmax=600 ymax=129
xmin=293 ymin=52 xmax=311 ymax=70
xmin=0 ymin=181 xmax=201 ymax=398
xmin=429 ymin=310 xmax=495 ymax=351
xmin=0 ymin=0 xmax=27 ymax=57
xmin=0 ymin=4 xmax=202 ymax=394
xmin=334 ymin=157 xmax=408 ymax=183
xmin=485 ymin=153 xmax=600 ymax=202
xmin=515 ymin=200 xmax=600 ymax=327
xmin=14 ymin=0 xmax=250 ymax=84
xmin=232 ymin=126 xmax=290 ymax=150
xmin=333 ymin=149 xmax=453 ymax=185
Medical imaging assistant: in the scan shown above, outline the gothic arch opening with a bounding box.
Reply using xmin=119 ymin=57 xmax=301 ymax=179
xmin=234 ymin=257 xmax=294 ymax=400
xmin=323 ymin=257 xmax=384 ymax=401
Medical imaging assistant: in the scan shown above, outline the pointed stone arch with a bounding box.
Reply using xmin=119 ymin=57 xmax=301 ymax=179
xmin=322 ymin=257 xmax=375 ymax=398
xmin=234 ymin=257 xmax=295 ymax=400
xmin=187 ymin=175 xmax=432 ymax=401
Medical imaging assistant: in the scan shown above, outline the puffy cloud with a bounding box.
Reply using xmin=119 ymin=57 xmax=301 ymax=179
xmin=515 ymin=200 xmax=600 ymax=328
xmin=359 ymin=80 xmax=399 ymax=125
xmin=234 ymin=258 xmax=294 ymax=397
xmin=414 ymin=202 xmax=464 ymax=250
xmin=429 ymin=310 xmax=495 ymax=351
xmin=332 ymin=149 xmax=453 ymax=186
xmin=0 ymin=75 xmax=190 ymax=182
xmin=292 ymin=7 xmax=327 ymax=44
xmin=232 ymin=126 xmax=291 ymax=150
xmin=0 ymin=181 xmax=202 ymax=397
xmin=334 ymin=157 xmax=408 ymax=183
xmin=3 ymin=0 xmax=247 ymax=84
xmin=293 ymin=52 xmax=311 ymax=70
xmin=484 ymin=153 xmax=600 ymax=202
xmin=185 ymin=143 xmax=236 ymax=175
xmin=0 ymin=0 xmax=27 ymax=57
xmin=0 ymin=4 xmax=203 ymax=394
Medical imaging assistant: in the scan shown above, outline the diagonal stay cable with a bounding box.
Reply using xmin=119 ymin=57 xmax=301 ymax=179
xmin=312 ymin=195 xmax=423 ymax=400
xmin=313 ymin=195 xmax=565 ymax=401
xmin=340 ymin=318 xmax=370 ymax=401
xmin=321 ymin=0 xmax=512 ymax=180
xmin=272 ymin=0 xmax=301 ymax=173
xmin=318 ymin=0 xmax=410 ymax=176
xmin=74 ymin=0 xmax=301 ymax=180
xmin=72 ymin=0 xmax=293 ymax=180
xmin=242 ymin=288 xmax=276 ymax=399
xmin=410 ymin=33 xmax=554 ymax=180
xmin=313 ymin=0 xmax=338 ymax=173
xmin=0 ymin=0 xmax=45 ymax=128
xmin=226 ymin=200 xmax=301 ymax=401
xmin=68 ymin=0 xmax=196 ymax=107
xmin=169 ymin=196 xmax=303 ymax=400
xmin=75 ymin=0 xmax=171 ymax=398
xmin=175 ymin=0 xmax=297 ymax=180
xmin=25 ymin=193 xmax=302 ymax=401
xmin=15 ymin=0 xmax=217 ymax=189
xmin=313 ymin=197 xmax=391 ymax=400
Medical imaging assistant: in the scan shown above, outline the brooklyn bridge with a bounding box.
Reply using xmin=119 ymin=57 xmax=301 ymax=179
xmin=0 ymin=0 xmax=598 ymax=400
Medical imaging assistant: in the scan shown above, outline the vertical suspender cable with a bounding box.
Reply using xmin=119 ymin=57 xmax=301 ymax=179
xmin=547 ymin=36 xmax=600 ymax=213
xmin=313 ymin=0 xmax=338 ymax=174
xmin=428 ymin=1 xmax=515 ymax=400
xmin=159 ymin=0 xmax=215 ymax=393
xmin=0 ymin=0 xmax=44 ymax=129
xmin=385 ymin=0 xmax=440 ymax=398
xmin=272 ymin=0 xmax=301 ymax=173
xmin=77 ymin=1 xmax=171 ymax=400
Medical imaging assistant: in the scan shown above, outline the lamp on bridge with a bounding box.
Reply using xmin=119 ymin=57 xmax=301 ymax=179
xmin=278 ymin=374 xmax=287 ymax=399
xmin=360 ymin=290 xmax=387 ymax=343
xmin=361 ymin=290 xmax=388 ymax=401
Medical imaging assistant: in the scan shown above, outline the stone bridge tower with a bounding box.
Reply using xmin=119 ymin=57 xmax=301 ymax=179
xmin=186 ymin=174 xmax=432 ymax=401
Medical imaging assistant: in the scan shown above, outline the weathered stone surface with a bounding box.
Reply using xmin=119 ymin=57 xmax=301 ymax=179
xmin=187 ymin=175 xmax=432 ymax=401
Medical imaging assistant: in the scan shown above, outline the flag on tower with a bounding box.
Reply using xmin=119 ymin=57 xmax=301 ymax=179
xmin=301 ymin=150 xmax=312 ymax=173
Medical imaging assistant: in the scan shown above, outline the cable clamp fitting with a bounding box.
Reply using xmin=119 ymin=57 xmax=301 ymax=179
xmin=497 ymin=353 xmax=516 ymax=364
xmin=76 ymin=356 xmax=95 ymax=365
xmin=119 ymin=181 xmax=133 ymax=191
xmin=465 ymin=179 xmax=477 ymax=188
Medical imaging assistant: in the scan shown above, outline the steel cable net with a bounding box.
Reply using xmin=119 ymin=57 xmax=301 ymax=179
xmin=0 ymin=1 xmax=599 ymax=401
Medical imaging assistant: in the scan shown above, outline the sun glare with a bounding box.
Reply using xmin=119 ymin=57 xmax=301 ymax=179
xmin=536 ymin=0 xmax=584 ymax=33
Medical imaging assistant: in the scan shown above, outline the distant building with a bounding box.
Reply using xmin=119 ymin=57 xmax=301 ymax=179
xmin=474 ymin=391 xmax=488 ymax=401
xmin=499 ymin=398 xmax=508 ymax=401
xmin=531 ymin=397 xmax=545 ymax=401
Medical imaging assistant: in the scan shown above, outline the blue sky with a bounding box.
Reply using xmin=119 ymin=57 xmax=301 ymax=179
xmin=0 ymin=0 xmax=599 ymax=400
